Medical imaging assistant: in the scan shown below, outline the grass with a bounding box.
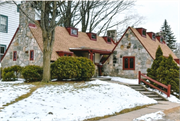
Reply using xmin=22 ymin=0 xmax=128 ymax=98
xmin=2 ymin=86 xmax=40 ymax=108
xmin=84 ymin=104 xmax=155 ymax=121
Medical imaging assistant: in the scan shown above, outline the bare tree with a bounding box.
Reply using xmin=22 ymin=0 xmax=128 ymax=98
xmin=13 ymin=1 xmax=80 ymax=83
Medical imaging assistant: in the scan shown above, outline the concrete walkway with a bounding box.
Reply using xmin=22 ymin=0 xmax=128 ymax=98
xmin=99 ymin=101 xmax=180 ymax=121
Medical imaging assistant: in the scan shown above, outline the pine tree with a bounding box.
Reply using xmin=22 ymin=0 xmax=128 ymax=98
xmin=147 ymin=46 xmax=164 ymax=80
xmin=161 ymin=19 xmax=176 ymax=51
xmin=157 ymin=55 xmax=179 ymax=93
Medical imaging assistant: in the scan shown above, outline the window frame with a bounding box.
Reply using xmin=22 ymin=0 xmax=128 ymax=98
xmin=0 ymin=14 xmax=8 ymax=33
xmin=13 ymin=51 xmax=17 ymax=61
xmin=17 ymin=4 xmax=21 ymax=12
xmin=142 ymin=29 xmax=146 ymax=37
xmin=123 ymin=56 xmax=135 ymax=70
xmin=70 ymin=28 xmax=78 ymax=36
xmin=30 ymin=50 xmax=34 ymax=61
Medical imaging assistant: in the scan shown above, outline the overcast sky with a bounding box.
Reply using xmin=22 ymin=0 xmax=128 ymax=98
xmin=132 ymin=0 xmax=180 ymax=43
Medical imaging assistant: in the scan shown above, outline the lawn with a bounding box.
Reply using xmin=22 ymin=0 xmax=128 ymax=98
xmin=0 ymin=78 xmax=157 ymax=121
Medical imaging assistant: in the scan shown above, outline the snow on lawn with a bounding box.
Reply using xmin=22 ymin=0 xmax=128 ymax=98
xmin=133 ymin=111 xmax=165 ymax=121
xmin=0 ymin=79 xmax=34 ymax=106
xmin=110 ymin=77 xmax=139 ymax=84
xmin=0 ymin=80 xmax=157 ymax=121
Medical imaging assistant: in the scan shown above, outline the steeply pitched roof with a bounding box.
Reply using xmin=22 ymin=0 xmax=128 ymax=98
xmin=129 ymin=27 xmax=178 ymax=59
xmin=29 ymin=26 xmax=115 ymax=61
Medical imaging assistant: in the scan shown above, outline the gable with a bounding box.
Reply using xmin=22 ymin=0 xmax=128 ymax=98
xmin=130 ymin=27 xmax=178 ymax=60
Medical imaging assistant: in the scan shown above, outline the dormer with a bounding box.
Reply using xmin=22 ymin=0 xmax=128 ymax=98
xmin=136 ymin=28 xmax=146 ymax=38
xmin=156 ymin=35 xmax=164 ymax=43
xmin=103 ymin=36 xmax=112 ymax=44
xmin=147 ymin=32 xmax=156 ymax=41
xmin=66 ymin=27 xmax=78 ymax=37
xmin=86 ymin=32 xmax=97 ymax=41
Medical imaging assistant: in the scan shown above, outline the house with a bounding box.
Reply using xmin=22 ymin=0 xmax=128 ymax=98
xmin=0 ymin=1 xmax=20 ymax=60
xmin=0 ymin=2 xmax=115 ymax=76
xmin=103 ymin=27 xmax=179 ymax=78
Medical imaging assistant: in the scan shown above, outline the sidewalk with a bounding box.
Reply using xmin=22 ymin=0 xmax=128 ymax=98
xmin=99 ymin=101 xmax=180 ymax=121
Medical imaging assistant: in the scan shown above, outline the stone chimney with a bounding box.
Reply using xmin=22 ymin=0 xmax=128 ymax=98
xmin=107 ymin=30 xmax=117 ymax=42
xmin=19 ymin=1 xmax=35 ymax=29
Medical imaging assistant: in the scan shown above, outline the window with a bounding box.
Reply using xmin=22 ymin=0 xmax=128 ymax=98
xmin=71 ymin=29 xmax=78 ymax=36
xmin=0 ymin=45 xmax=6 ymax=60
xmin=123 ymin=56 xmax=135 ymax=70
xmin=142 ymin=29 xmax=146 ymax=36
xmin=13 ymin=51 xmax=17 ymax=61
xmin=0 ymin=15 xmax=8 ymax=33
xmin=107 ymin=37 xmax=111 ymax=43
xmin=30 ymin=50 xmax=34 ymax=61
xmin=113 ymin=55 xmax=117 ymax=66
xmin=160 ymin=37 xmax=163 ymax=43
xmin=152 ymin=33 xmax=156 ymax=40
xmin=91 ymin=34 xmax=96 ymax=40
xmin=17 ymin=4 xmax=21 ymax=12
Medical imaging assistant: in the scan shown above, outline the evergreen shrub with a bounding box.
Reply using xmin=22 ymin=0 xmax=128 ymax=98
xmin=76 ymin=57 xmax=95 ymax=81
xmin=51 ymin=56 xmax=95 ymax=81
xmin=2 ymin=65 xmax=22 ymax=81
xmin=2 ymin=67 xmax=16 ymax=81
xmin=22 ymin=65 xmax=43 ymax=82
xmin=147 ymin=46 xmax=179 ymax=94
xmin=51 ymin=56 xmax=81 ymax=80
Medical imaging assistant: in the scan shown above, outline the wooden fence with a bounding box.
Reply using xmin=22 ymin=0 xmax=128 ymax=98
xmin=138 ymin=71 xmax=171 ymax=97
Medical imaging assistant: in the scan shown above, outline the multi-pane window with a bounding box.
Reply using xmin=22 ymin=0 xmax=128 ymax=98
xmin=30 ymin=50 xmax=34 ymax=61
xmin=0 ymin=15 xmax=8 ymax=33
xmin=71 ymin=29 xmax=78 ymax=36
xmin=17 ymin=4 xmax=21 ymax=12
xmin=107 ymin=37 xmax=111 ymax=43
xmin=0 ymin=45 xmax=6 ymax=60
xmin=13 ymin=51 xmax=17 ymax=61
xmin=91 ymin=34 xmax=96 ymax=40
xmin=160 ymin=37 xmax=163 ymax=43
xmin=142 ymin=29 xmax=146 ymax=36
xmin=123 ymin=56 xmax=135 ymax=70
xmin=152 ymin=33 xmax=156 ymax=40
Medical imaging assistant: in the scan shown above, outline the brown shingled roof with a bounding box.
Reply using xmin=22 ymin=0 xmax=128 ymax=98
xmin=29 ymin=26 xmax=115 ymax=61
xmin=130 ymin=27 xmax=178 ymax=59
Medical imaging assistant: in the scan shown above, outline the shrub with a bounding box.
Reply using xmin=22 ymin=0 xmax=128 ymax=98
xmin=51 ymin=56 xmax=81 ymax=80
xmin=11 ymin=65 xmax=22 ymax=78
xmin=157 ymin=55 xmax=179 ymax=93
xmin=51 ymin=56 xmax=95 ymax=81
xmin=22 ymin=65 xmax=43 ymax=82
xmin=2 ymin=67 xmax=16 ymax=81
xmin=76 ymin=57 xmax=95 ymax=81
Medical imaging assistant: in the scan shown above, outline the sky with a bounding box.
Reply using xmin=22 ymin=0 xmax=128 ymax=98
xmin=132 ymin=0 xmax=180 ymax=43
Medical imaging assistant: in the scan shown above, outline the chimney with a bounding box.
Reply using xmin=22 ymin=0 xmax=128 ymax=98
xmin=136 ymin=28 xmax=146 ymax=38
xmin=107 ymin=30 xmax=117 ymax=43
xmin=19 ymin=1 xmax=35 ymax=28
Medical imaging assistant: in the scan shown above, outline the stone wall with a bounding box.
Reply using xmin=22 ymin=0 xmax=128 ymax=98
xmin=103 ymin=29 xmax=153 ymax=78
xmin=1 ymin=2 xmax=43 ymax=68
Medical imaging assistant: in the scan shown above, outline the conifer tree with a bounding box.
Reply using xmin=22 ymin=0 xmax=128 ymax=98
xmin=147 ymin=46 xmax=164 ymax=80
xmin=161 ymin=19 xmax=176 ymax=51
xmin=157 ymin=55 xmax=179 ymax=93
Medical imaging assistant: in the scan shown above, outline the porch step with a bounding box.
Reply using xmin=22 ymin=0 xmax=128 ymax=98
xmin=90 ymin=77 xmax=111 ymax=81
xmin=129 ymin=84 xmax=167 ymax=101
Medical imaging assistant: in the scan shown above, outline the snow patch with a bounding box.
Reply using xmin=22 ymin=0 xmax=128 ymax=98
xmin=0 ymin=80 xmax=157 ymax=121
xmin=133 ymin=111 xmax=165 ymax=121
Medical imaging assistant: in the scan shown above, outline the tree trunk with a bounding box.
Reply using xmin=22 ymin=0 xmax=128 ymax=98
xmin=42 ymin=37 xmax=52 ymax=83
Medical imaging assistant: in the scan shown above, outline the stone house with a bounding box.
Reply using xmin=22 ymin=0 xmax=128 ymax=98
xmin=103 ymin=27 xmax=179 ymax=78
xmin=0 ymin=3 xmax=115 ymax=76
